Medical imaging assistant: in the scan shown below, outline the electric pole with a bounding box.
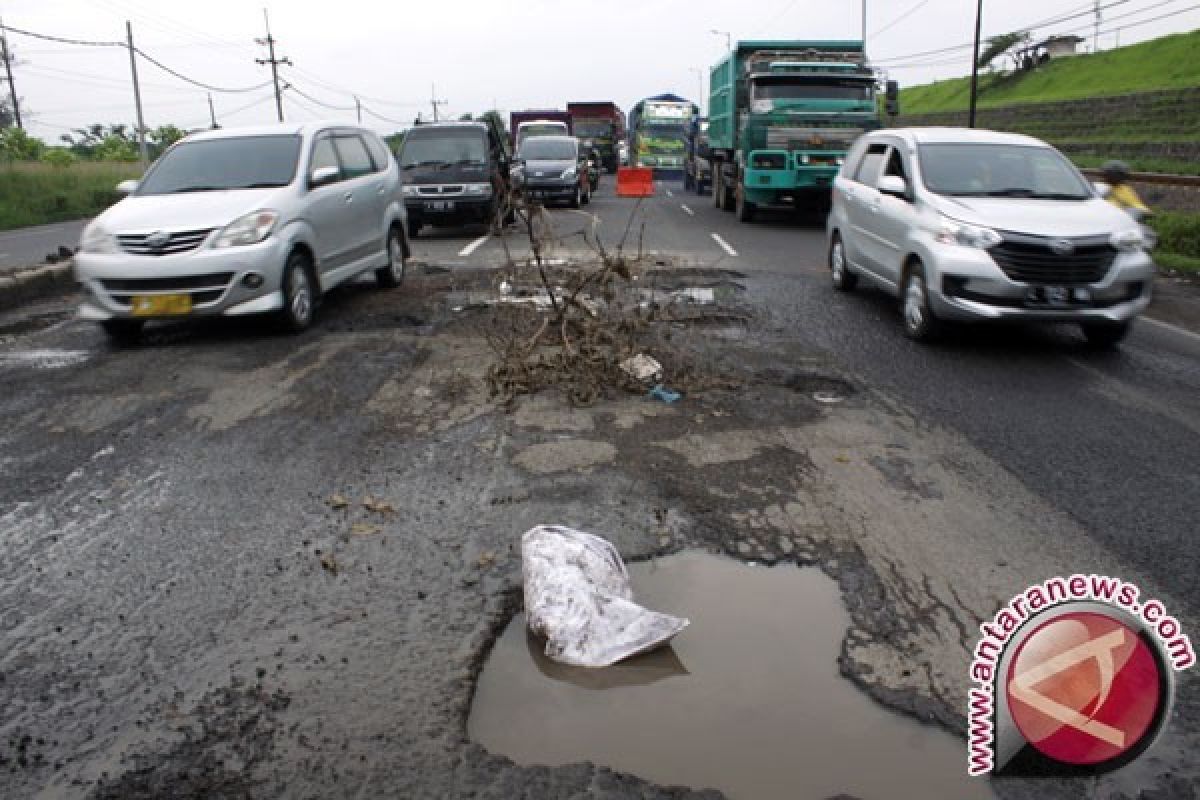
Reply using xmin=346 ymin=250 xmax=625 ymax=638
xmin=968 ymin=0 xmax=983 ymax=128
xmin=126 ymin=21 xmax=149 ymax=166
xmin=256 ymin=9 xmax=291 ymax=122
xmin=1093 ymin=1 xmax=1102 ymax=52
xmin=354 ymin=95 xmax=362 ymax=123
xmin=0 ymin=18 xmax=22 ymax=129
xmin=430 ymin=84 xmax=446 ymax=122
xmin=208 ymin=93 xmax=218 ymax=128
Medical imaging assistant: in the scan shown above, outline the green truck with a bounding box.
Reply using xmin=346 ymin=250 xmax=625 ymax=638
xmin=708 ymin=40 xmax=892 ymax=221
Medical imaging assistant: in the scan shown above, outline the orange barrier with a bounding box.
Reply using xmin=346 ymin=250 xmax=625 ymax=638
xmin=616 ymin=167 xmax=655 ymax=197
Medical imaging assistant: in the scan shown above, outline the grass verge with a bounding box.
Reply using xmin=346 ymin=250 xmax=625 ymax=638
xmin=0 ymin=161 xmax=141 ymax=231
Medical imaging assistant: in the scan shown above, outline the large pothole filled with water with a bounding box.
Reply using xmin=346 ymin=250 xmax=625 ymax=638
xmin=469 ymin=551 xmax=994 ymax=799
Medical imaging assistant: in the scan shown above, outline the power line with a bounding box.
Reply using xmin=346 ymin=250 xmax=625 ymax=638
xmin=286 ymin=83 xmax=355 ymax=111
xmin=870 ymin=0 xmax=932 ymax=38
xmin=0 ymin=22 xmax=123 ymax=48
xmin=360 ymin=105 xmax=407 ymax=126
xmin=133 ymin=45 xmax=270 ymax=93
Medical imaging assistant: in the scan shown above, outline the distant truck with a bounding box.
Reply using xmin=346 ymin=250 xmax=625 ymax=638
xmin=509 ymin=110 xmax=573 ymax=150
xmin=566 ymin=102 xmax=625 ymax=172
xmin=628 ymin=94 xmax=697 ymax=179
xmin=683 ymin=116 xmax=711 ymax=194
xmin=708 ymin=40 xmax=888 ymax=221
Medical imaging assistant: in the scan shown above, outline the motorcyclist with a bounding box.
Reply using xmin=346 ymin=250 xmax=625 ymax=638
xmin=1101 ymin=160 xmax=1149 ymax=216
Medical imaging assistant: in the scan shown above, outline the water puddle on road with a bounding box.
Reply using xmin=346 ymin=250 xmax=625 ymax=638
xmin=469 ymin=551 xmax=994 ymax=800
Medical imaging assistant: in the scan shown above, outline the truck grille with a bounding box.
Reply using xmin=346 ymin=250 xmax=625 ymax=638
xmin=101 ymin=273 xmax=235 ymax=308
xmin=117 ymin=229 xmax=213 ymax=256
xmin=989 ymin=234 xmax=1116 ymax=285
xmin=766 ymin=126 xmax=860 ymax=151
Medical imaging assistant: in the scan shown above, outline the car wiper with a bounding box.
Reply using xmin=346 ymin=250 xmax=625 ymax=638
xmin=983 ymin=188 xmax=1036 ymax=197
xmin=1028 ymin=192 xmax=1088 ymax=200
xmin=240 ymin=182 xmax=287 ymax=189
xmin=170 ymin=185 xmax=223 ymax=193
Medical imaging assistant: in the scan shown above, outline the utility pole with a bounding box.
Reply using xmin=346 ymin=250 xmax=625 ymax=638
xmin=354 ymin=95 xmax=361 ymax=123
xmin=968 ymin=0 xmax=983 ymax=128
xmin=1 ymin=17 xmax=22 ymax=129
xmin=1093 ymin=1 xmax=1102 ymax=53
xmin=255 ymin=9 xmax=291 ymax=123
xmin=430 ymin=83 xmax=446 ymax=122
xmin=207 ymin=92 xmax=218 ymax=128
xmin=861 ymin=0 xmax=867 ymax=50
xmin=126 ymin=21 xmax=149 ymax=166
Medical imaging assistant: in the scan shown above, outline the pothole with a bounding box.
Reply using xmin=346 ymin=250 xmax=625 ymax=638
xmin=469 ymin=551 xmax=993 ymax=800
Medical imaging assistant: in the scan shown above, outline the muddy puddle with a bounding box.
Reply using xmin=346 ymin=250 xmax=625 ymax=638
xmin=469 ymin=552 xmax=994 ymax=800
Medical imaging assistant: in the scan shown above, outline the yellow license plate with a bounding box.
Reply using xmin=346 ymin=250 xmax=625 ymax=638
xmin=130 ymin=294 xmax=192 ymax=316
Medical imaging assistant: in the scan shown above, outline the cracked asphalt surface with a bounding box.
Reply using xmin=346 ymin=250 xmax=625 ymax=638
xmin=1 ymin=182 xmax=1197 ymax=799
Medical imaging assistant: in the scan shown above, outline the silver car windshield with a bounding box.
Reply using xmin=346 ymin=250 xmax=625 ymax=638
xmin=519 ymin=139 xmax=577 ymax=160
xmin=136 ymin=135 xmax=302 ymax=195
xmin=917 ymin=143 xmax=1092 ymax=200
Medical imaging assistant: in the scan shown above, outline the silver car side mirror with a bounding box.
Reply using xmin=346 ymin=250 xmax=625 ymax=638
xmin=309 ymin=165 xmax=340 ymax=189
xmin=877 ymin=175 xmax=909 ymax=199
xmin=116 ymin=179 xmax=139 ymax=195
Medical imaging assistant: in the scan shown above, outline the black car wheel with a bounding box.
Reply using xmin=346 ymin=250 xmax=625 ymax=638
xmin=375 ymin=225 xmax=407 ymax=289
xmin=901 ymin=264 xmax=940 ymax=342
xmin=280 ymin=250 xmax=315 ymax=333
xmin=829 ymin=234 xmax=857 ymax=292
xmin=1082 ymin=320 xmax=1131 ymax=349
xmin=100 ymin=319 xmax=144 ymax=346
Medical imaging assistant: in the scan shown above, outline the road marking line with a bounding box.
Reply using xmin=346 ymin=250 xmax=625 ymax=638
xmin=681 ymin=205 xmax=694 ymax=216
xmin=458 ymin=234 xmax=490 ymax=257
xmin=711 ymin=232 xmax=738 ymax=257
xmin=1142 ymin=315 xmax=1200 ymax=343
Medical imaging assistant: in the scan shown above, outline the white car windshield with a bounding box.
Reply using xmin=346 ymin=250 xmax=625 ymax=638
xmin=136 ymin=135 xmax=302 ymax=195
xmin=918 ymin=143 xmax=1092 ymax=200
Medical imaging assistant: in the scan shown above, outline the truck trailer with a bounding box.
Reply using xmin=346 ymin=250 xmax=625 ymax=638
xmin=708 ymin=40 xmax=884 ymax=221
xmin=566 ymin=102 xmax=626 ymax=172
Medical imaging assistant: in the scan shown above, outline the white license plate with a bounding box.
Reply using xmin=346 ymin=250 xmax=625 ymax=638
xmin=1026 ymin=287 xmax=1089 ymax=307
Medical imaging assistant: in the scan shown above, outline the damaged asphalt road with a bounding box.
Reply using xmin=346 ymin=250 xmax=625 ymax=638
xmin=1 ymin=188 xmax=1198 ymax=799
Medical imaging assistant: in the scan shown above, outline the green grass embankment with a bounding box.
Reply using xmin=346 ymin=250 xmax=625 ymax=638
xmin=0 ymin=162 xmax=141 ymax=231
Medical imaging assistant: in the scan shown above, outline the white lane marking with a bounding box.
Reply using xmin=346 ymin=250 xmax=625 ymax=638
xmin=1141 ymin=315 xmax=1200 ymax=343
xmin=711 ymin=232 xmax=738 ymax=257
xmin=666 ymin=189 xmax=675 ymax=197
xmin=681 ymin=205 xmax=695 ymax=216
xmin=458 ymin=234 xmax=490 ymax=258
xmin=0 ymin=349 xmax=90 ymax=369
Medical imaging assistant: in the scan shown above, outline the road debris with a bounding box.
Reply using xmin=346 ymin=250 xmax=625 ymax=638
xmin=647 ymin=385 xmax=682 ymax=404
xmin=619 ymin=354 xmax=663 ymax=384
xmin=521 ymin=525 xmax=689 ymax=667
xmin=350 ymin=523 xmax=382 ymax=537
xmin=362 ymin=497 xmax=395 ymax=514
xmin=328 ymin=493 xmax=349 ymax=510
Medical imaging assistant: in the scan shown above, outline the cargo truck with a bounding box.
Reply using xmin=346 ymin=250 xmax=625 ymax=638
xmin=566 ymin=102 xmax=625 ymax=172
xmin=628 ymin=93 xmax=697 ymax=179
xmin=509 ymin=110 xmax=573 ymax=150
xmin=683 ymin=116 xmax=711 ymax=194
xmin=708 ymin=40 xmax=887 ymax=221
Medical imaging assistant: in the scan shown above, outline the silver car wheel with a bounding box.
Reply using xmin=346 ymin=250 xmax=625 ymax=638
xmin=831 ymin=242 xmax=845 ymax=283
xmin=290 ymin=266 xmax=312 ymax=324
xmin=904 ymin=277 xmax=925 ymax=332
xmin=389 ymin=232 xmax=406 ymax=282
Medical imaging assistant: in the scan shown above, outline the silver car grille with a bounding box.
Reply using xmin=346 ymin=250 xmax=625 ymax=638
xmin=100 ymin=273 xmax=235 ymax=308
xmin=117 ymin=229 xmax=214 ymax=256
xmin=416 ymin=185 xmax=465 ymax=196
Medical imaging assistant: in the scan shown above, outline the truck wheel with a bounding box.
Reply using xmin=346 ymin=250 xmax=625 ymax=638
xmin=736 ymin=185 xmax=756 ymax=223
xmin=570 ymin=186 xmax=582 ymax=209
xmin=713 ymin=170 xmax=724 ymax=209
xmin=683 ymin=172 xmax=693 ymax=192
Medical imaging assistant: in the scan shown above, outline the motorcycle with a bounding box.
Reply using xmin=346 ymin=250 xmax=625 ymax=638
xmin=1095 ymin=181 xmax=1158 ymax=251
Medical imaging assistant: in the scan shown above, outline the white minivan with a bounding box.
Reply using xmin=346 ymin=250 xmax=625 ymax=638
xmin=826 ymin=128 xmax=1154 ymax=347
xmin=74 ymin=122 xmax=411 ymax=343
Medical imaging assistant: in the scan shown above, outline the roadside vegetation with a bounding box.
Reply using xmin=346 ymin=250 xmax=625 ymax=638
xmin=900 ymin=29 xmax=1200 ymax=112
xmin=1150 ymin=211 xmax=1200 ymax=276
xmin=1070 ymin=153 xmax=1200 ymax=177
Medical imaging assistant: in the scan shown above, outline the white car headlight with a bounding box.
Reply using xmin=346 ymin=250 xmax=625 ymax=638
xmin=464 ymin=183 xmax=493 ymax=196
xmin=1109 ymin=229 xmax=1145 ymax=252
xmin=401 ymin=185 xmax=422 ymax=197
xmin=80 ymin=223 xmax=119 ymax=254
xmin=935 ymin=216 xmax=1003 ymax=249
xmin=213 ymin=210 xmax=278 ymax=248
xmin=560 ymin=167 xmax=577 ymax=181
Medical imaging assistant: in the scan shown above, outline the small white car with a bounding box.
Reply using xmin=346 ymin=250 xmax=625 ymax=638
xmin=826 ymin=128 xmax=1154 ymax=347
xmin=74 ymin=122 xmax=411 ymax=342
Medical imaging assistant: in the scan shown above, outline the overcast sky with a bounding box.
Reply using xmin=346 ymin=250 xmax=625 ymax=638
xmin=3 ymin=0 xmax=1198 ymax=142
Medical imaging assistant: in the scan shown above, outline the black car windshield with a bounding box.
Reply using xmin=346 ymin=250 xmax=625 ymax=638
xmin=918 ymin=143 xmax=1092 ymax=199
xmin=399 ymin=129 xmax=487 ymax=167
xmin=519 ymin=138 xmax=577 ymax=160
xmin=574 ymin=121 xmax=611 ymax=137
xmin=136 ymin=135 xmax=302 ymax=195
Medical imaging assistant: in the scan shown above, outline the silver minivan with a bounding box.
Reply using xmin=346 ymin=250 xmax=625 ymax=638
xmin=826 ymin=128 xmax=1154 ymax=346
xmin=74 ymin=122 xmax=411 ymax=342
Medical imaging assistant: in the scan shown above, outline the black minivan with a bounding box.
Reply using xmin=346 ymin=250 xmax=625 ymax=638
xmin=397 ymin=119 xmax=512 ymax=238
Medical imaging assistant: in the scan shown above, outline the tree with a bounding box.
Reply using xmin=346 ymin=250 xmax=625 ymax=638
xmin=60 ymin=124 xmax=137 ymax=159
xmin=479 ymin=109 xmax=507 ymax=137
xmin=384 ymin=131 xmax=407 ymax=154
xmin=458 ymin=112 xmax=474 ymax=122
xmin=977 ymin=31 xmax=1031 ymax=71
xmin=148 ymin=124 xmax=186 ymax=157
xmin=94 ymin=133 xmax=139 ymax=162
xmin=0 ymin=126 xmax=44 ymax=160
xmin=0 ymin=94 xmax=14 ymax=129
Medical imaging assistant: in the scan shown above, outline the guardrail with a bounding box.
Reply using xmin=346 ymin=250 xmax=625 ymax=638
xmin=1080 ymin=169 xmax=1200 ymax=188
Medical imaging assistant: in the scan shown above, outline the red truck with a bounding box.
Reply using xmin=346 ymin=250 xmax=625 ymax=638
xmin=567 ymin=102 xmax=625 ymax=172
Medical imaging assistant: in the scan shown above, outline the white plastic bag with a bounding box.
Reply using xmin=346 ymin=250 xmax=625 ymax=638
xmin=521 ymin=525 xmax=690 ymax=667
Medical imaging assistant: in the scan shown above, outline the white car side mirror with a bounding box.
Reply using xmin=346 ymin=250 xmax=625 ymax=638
xmin=877 ymin=175 xmax=908 ymax=198
xmin=116 ymin=179 xmax=139 ymax=195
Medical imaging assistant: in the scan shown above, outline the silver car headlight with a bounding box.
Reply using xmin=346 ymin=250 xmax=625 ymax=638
xmin=935 ymin=216 xmax=1003 ymax=249
xmin=1109 ymin=229 xmax=1145 ymax=252
xmin=464 ymin=183 xmax=493 ymax=196
xmin=80 ymin=222 xmax=119 ymax=254
xmin=401 ymin=185 xmax=422 ymax=197
xmin=560 ymin=167 xmax=577 ymax=181
xmin=213 ymin=210 xmax=278 ymax=248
